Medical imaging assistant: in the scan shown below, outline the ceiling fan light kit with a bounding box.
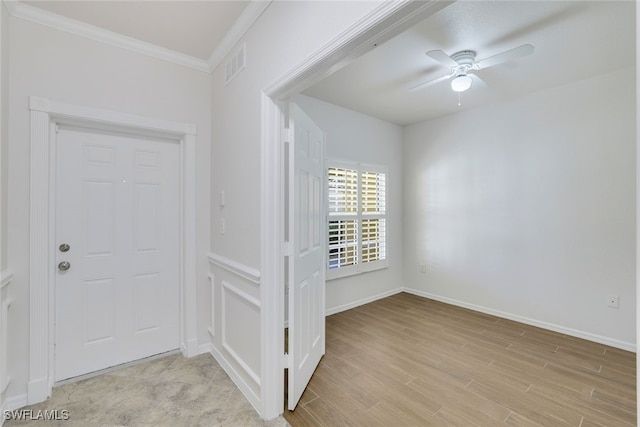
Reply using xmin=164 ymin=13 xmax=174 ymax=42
xmin=451 ymin=75 xmax=472 ymax=92
xmin=410 ymin=43 xmax=534 ymax=95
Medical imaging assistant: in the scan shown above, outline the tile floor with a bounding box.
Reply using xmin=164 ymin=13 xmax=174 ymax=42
xmin=4 ymin=353 xmax=289 ymax=427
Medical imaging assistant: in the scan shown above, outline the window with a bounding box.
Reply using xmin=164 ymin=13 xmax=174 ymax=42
xmin=327 ymin=161 xmax=387 ymax=279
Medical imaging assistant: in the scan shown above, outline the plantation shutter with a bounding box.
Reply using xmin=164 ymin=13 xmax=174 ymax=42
xmin=327 ymin=161 xmax=388 ymax=280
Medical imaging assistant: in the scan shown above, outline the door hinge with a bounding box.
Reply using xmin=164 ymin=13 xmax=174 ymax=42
xmin=282 ymin=241 xmax=292 ymax=257
xmin=283 ymin=352 xmax=290 ymax=369
xmin=283 ymin=127 xmax=294 ymax=143
xmin=55 ymin=124 xmax=60 ymax=134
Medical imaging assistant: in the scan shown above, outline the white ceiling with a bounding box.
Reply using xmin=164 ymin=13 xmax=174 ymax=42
xmin=302 ymin=1 xmax=636 ymax=126
xmin=23 ymin=0 xmax=250 ymax=60
xmin=14 ymin=1 xmax=636 ymax=124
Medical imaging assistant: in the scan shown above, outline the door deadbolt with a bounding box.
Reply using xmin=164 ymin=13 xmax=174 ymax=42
xmin=59 ymin=243 xmax=70 ymax=252
xmin=58 ymin=261 xmax=71 ymax=271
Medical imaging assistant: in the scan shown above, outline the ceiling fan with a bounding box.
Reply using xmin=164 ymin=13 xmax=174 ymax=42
xmin=410 ymin=44 xmax=535 ymax=93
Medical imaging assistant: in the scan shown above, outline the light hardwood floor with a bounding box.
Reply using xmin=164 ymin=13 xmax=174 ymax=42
xmin=284 ymin=292 xmax=636 ymax=426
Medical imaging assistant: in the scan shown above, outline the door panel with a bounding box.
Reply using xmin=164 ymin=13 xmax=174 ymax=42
xmin=55 ymin=126 xmax=180 ymax=381
xmin=288 ymin=103 xmax=326 ymax=410
xmin=85 ymin=278 xmax=116 ymax=344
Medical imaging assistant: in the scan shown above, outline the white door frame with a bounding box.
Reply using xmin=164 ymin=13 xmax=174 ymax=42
xmin=27 ymin=96 xmax=198 ymax=404
xmin=258 ymin=0 xmax=447 ymax=419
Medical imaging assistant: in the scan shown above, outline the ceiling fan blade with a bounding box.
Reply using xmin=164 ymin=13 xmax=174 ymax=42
xmin=426 ymin=50 xmax=459 ymax=68
xmin=470 ymin=73 xmax=488 ymax=89
xmin=475 ymin=44 xmax=534 ymax=70
xmin=409 ymin=73 xmax=453 ymax=92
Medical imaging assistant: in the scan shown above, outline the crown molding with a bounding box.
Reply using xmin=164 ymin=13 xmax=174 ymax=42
xmin=207 ymin=0 xmax=271 ymax=73
xmin=4 ymin=0 xmax=210 ymax=73
xmin=264 ymin=0 xmax=450 ymax=100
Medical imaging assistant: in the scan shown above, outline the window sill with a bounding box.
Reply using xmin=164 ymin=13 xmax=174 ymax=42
xmin=326 ymin=261 xmax=388 ymax=281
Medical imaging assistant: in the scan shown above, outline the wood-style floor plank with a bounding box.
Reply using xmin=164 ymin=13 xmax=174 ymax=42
xmin=284 ymin=292 xmax=636 ymax=426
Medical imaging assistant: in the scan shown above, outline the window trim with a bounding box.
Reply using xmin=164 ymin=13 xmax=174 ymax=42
xmin=326 ymin=160 xmax=388 ymax=281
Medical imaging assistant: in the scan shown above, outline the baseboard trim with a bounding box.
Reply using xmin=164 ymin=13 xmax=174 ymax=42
xmin=26 ymin=377 xmax=51 ymax=406
xmin=181 ymin=338 xmax=199 ymax=358
xmin=198 ymin=342 xmax=213 ymax=356
xmin=325 ymin=288 xmax=403 ymax=317
xmin=207 ymin=344 xmax=261 ymax=414
xmin=402 ymin=288 xmax=636 ymax=352
xmin=1 ymin=393 xmax=29 ymax=426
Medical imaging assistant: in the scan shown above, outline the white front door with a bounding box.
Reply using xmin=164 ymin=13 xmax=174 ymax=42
xmin=287 ymin=103 xmax=326 ymax=410
xmin=54 ymin=126 xmax=180 ymax=381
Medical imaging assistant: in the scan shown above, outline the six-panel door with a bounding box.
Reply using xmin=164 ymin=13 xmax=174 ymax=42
xmin=55 ymin=126 xmax=180 ymax=381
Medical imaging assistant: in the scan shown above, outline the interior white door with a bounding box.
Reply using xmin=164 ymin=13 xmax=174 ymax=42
xmin=54 ymin=126 xmax=180 ymax=381
xmin=287 ymin=103 xmax=326 ymax=410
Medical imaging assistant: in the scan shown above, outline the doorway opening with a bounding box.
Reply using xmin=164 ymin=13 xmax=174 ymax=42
xmin=259 ymin=1 xmax=450 ymax=419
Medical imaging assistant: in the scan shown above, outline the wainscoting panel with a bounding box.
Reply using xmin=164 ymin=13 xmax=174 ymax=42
xmin=207 ymin=254 xmax=261 ymax=412
xmin=221 ymin=280 xmax=261 ymax=385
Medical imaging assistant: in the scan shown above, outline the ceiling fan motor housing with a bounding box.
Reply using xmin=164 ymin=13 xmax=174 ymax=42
xmin=450 ymin=50 xmax=476 ymax=75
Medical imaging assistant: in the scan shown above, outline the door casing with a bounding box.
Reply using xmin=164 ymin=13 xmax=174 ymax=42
xmin=259 ymin=0 xmax=447 ymax=420
xmin=28 ymin=96 xmax=198 ymax=404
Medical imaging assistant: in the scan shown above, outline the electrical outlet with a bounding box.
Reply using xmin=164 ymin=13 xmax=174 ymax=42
xmin=419 ymin=264 xmax=426 ymax=273
xmin=607 ymin=294 xmax=619 ymax=308
xmin=219 ymin=218 xmax=226 ymax=235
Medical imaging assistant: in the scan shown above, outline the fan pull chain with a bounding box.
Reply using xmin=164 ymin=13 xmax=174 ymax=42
xmin=458 ymin=92 xmax=462 ymax=107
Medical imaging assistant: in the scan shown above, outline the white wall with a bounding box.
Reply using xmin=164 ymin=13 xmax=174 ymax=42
xmin=403 ymin=67 xmax=636 ymax=349
xmin=208 ymin=0 xmax=385 ymax=415
xmin=210 ymin=1 xmax=383 ymax=266
xmin=294 ymin=95 xmax=403 ymax=313
xmin=6 ymin=15 xmax=212 ymax=402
